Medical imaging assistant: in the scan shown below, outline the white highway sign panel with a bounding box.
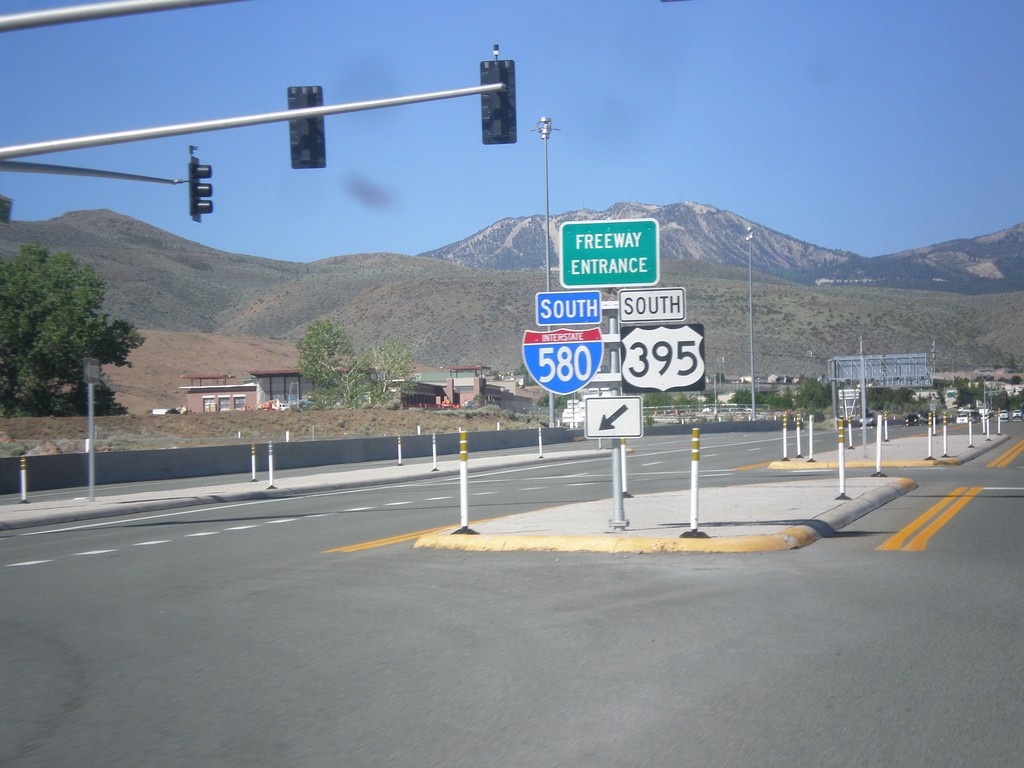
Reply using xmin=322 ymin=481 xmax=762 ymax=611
xmin=618 ymin=287 xmax=686 ymax=324
xmin=584 ymin=396 xmax=644 ymax=439
xmin=621 ymin=324 xmax=707 ymax=393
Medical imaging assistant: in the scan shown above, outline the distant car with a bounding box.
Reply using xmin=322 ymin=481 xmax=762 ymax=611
xmin=1013 ymin=410 xmax=1023 ymax=422
xmin=905 ymin=413 xmax=921 ymax=426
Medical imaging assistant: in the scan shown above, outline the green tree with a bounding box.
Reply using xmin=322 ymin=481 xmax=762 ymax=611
xmin=296 ymin=319 xmax=353 ymax=408
xmin=363 ymin=338 xmax=414 ymax=406
xmin=0 ymin=245 xmax=143 ymax=416
xmin=793 ymin=378 xmax=831 ymax=412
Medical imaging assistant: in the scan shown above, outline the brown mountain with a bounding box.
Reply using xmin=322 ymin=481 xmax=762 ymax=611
xmin=2 ymin=207 xmax=1023 ymax=414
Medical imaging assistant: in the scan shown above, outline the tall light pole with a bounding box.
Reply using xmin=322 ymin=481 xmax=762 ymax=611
xmin=746 ymin=226 xmax=756 ymax=420
xmin=537 ymin=117 xmax=554 ymax=292
xmin=535 ymin=116 xmax=558 ymax=426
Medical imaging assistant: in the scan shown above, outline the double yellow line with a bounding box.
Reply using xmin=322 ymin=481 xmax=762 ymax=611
xmin=879 ymin=438 xmax=1022 ymax=552
xmin=877 ymin=486 xmax=983 ymax=552
xmin=323 ymin=524 xmax=453 ymax=553
xmin=988 ymin=438 xmax=1024 ymax=469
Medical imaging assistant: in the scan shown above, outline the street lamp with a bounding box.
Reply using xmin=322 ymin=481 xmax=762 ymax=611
xmin=534 ymin=116 xmax=558 ymax=425
xmin=746 ymin=226 xmax=756 ymax=420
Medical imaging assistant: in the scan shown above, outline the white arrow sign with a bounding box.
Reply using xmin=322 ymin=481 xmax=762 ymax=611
xmin=583 ymin=396 xmax=644 ymax=439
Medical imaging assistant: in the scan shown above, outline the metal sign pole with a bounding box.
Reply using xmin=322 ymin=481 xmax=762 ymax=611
xmin=609 ymin=310 xmax=628 ymax=530
xmin=87 ymin=381 xmax=96 ymax=502
xmin=83 ymin=358 xmax=101 ymax=502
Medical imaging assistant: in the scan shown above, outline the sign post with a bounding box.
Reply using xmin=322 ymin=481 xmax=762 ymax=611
xmin=83 ymin=357 xmax=100 ymax=502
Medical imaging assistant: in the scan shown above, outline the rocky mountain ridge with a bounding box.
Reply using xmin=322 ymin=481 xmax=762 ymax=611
xmin=2 ymin=206 xmax=1022 ymax=389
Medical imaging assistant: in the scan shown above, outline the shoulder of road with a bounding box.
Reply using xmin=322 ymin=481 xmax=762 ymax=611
xmin=2 ymin=431 xmax=1014 ymax=554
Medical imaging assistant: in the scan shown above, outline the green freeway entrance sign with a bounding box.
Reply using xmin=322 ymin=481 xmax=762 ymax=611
xmin=559 ymin=218 xmax=659 ymax=288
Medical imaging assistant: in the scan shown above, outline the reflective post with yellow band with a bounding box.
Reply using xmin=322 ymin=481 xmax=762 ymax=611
xmin=19 ymin=455 xmax=28 ymax=503
xmin=680 ymin=428 xmax=709 ymax=539
xmin=795 ymin=412 xmax=803 ymax=458
xmin=452 ymin=429 xmax=478 ymax=535
xmin=836 ymin=419 xmax=849 ymax=500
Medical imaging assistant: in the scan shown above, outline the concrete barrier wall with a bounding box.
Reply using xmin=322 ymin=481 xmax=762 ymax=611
xmin=0 ymin=420 xmax=779 ymax=494
xmin=0 ymin=427 xmax=575 ymax=494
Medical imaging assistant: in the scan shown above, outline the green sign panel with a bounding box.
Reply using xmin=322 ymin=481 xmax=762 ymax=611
xmin=559 ymin=218 xmax=660 ymax=288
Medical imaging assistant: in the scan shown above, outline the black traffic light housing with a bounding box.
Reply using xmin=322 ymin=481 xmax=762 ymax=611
xmin=288 ymin=86 xmax=326 ymax=169
xmin=480 ymin=59 xmax=516 ymax=144
xmin=188 ymin=155 xmax=213 ymax=222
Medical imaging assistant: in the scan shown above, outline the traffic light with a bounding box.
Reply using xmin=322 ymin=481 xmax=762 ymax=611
xmin=188 ymin=156 xmax=213 ymax=222
xmin=288 ymin=85 xmax=326 ymax=168
xmin=480 ymin=59 xmax=516 ymax=144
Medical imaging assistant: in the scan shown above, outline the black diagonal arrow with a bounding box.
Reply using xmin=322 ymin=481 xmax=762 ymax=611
xmin=599 ymin=403 xmax=630 ymax=431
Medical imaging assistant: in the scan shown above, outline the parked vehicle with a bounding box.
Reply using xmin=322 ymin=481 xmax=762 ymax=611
xmin=905 ymin=413 xmax=921 ymax=426
xmin=1013 ymin=410 xmax=1023 ymax=421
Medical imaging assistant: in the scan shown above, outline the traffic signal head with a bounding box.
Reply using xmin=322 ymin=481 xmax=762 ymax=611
xmin=188 ymin=157 xmax=213 ymax=222
xmin=288 ymin=85 xmax=326 ymax=169
xmin=480 ymin=59 xmax=516 ymax=144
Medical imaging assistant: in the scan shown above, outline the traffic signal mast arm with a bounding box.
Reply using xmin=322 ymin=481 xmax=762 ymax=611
xmin=0 ymin=159 xmax=182 ymax=184
xmin=0 ymin=82 xmax=506 ymax=161
xmin=0 ymin=0 xmax=250 ymax=33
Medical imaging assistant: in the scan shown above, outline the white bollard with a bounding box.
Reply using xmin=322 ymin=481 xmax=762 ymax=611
xmin=807 ymin=414 xmax=816 ymax=462
xmin=680 ymin=428 xmax=707 ymax=538
xmin=620 ymin=438 xmax=630 ymax=497
xmin=926 ymin=413 xmax=934 ymax=460
xmin=451 ymin=430 xmax=477 ymax=535
xmin=781 ymin=414 xmax=790 ymax=461
xmin=431 ymin=432 xmax=439 ymax=471
xmin=795 ymin=413 xmax=803 ymax=458
xmin=19 ymin=456 xmax=28 ymax=503
xmin=873 ymin=413 xmax=885 ymax=476
xmin=537 ymin=426 xmax=544 ymax=458
xmin=942 ymin=414 xmax=949 ymax=458
xmin=397 ymin=435 xmax=403 ymax=466
xmin=250 ymin=443 xmax=257 ymax=482
xmin=836 ymin=419 xmax=849 ymax=500
xmin=267 ymin=441 xmax=276 ymax=489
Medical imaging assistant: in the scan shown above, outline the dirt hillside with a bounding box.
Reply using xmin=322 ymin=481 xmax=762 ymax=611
xmin=0 ymin=329 xmax=544 ymax=454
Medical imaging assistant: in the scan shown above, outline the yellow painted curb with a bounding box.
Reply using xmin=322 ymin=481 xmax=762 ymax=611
xmin=768 ymin=458 xmax=958 ymax=470
xmin=413 ymin=530 xmax=813 ymax=554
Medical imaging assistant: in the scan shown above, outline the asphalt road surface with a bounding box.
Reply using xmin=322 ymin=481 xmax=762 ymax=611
xmin=2 ymin=426 xmax=1022 ymax=767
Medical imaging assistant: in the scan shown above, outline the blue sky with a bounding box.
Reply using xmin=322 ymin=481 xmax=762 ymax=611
xmin=2 ymin=0 xmax=1022 ymax=263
